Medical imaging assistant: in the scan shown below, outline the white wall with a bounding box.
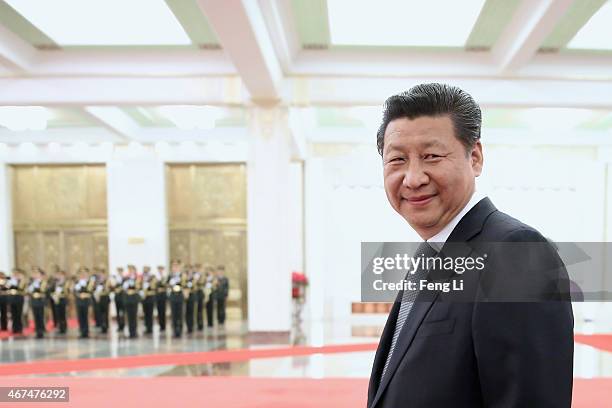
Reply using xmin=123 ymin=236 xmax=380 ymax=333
xmin=289 ymin=162 xmax=304 ymax=273
xmin=0 ymin=163 xmax=13 ymax=273
xmin=478 ymin=145 xmax=604 ymax=241
xmin=106 ymin=149 xmax=168 ymax=271
xmin=305 ymin=147 xmax=420 ymax=321
xmin=305 ymin=143 xmax=609 ymax=321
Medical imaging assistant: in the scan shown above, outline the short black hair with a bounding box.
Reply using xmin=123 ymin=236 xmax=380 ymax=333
xmin=376 ymin=83 xmax=481 ymax=156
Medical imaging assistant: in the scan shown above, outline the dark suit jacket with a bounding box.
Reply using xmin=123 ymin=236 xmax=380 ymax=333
xmin=367 ymin=197 xmax=574 ymax=408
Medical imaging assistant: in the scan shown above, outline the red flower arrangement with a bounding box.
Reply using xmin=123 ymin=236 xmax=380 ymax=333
xmin=291 ymin=271 xmax=308 ymax=300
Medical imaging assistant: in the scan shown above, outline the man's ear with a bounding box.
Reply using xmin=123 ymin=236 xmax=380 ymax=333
xmin=471 ymin=141 xmax=483 ymax=177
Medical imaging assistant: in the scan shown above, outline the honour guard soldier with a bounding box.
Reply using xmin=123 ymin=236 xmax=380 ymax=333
xmin=52 ymin=270 xmax=70 ymax=334
xmin=91 ymin=269 xmax=102 ymax=329
xmin=215 ymin=265 xmax=229 ymax=326
xmin=141 ymin=266 xmax=157 ymax=335
xmin=194 ymin=264 xmax=205 ymax=331
xmin=95 ymin=270 xmax=111 ymax=334
xmin=184 ymin=266 xmax=196 ymax=334
xmin=123 ymin=265 xmax=141 ymax=338
xmin=74 ymin=268 xmax=95 ymax=338
xmin=8 ymin=269 xmax=26 ymax=334
xmin=0 ymin=271 xmax=8 ymax=331
xmin=155 ymin=265 xmax=167 ymax=332
xmin=205 ymin=268 xmax=217 ymax=328
xmin=168 ymin=260 xmax=186 ymax=338
xmin=46 ymin=265 xmax=60 ymax=329
xmin=28 ymin=267 xmax=48 ymax=338
xmin=112 ymin=267 xmax=126 ymax=332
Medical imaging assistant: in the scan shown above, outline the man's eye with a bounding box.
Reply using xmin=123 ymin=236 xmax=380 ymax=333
xmin=424 ymin=154 xmax=441 ymax=160
xmin=389 ymin=157 xmax=405 ymax=163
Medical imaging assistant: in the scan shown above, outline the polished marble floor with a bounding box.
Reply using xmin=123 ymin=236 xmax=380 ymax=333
xmin=0 ymin=305 xmax=611 ymax=407
xmin=0 ymin=302 xmax=611 ymax=380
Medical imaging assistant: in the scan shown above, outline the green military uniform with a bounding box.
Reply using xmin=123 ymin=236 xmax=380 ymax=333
xmin=216 ymin=275 xmax=229 ymax=325
xmin=195 ymin=271 xmax=205 ymax=331
xmin=0 ymin=273 xmax=8 ymax=331
xmin=205 ymin=274 xmax=217 ymax=327
xmin=8 ymin=273 xmax=26 ymax=334
xmin=28 ymin=275 xmax=48 ymax=339
xmin=95 ymin=274 xmax=111 ymax=334
xmin=168 ymin=272 xmax=185 ymax=338
xmin=112 ymin=275 xmax=126 ymax=332
xmin=155 ymin=269 xmax=167 ymax=332
xmin=46 ymin=271 xmax=58 ymax=329
xmin=74 ymin=275 xmax=94 ymax=338
xmin=91 ymin=273 xmax=102 ymax=329
xmin=185 ymin=273 xmax=196 ymax=334
xmin=52 ymin=275 xmax=70 ymax=334
xmin=142 ymin=273 xmax=157 ymax=334
xmin=124 ymin=276 xmax=141 ymax=338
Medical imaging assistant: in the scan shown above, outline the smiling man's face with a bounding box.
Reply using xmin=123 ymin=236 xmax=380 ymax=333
xmin=382 ymin=115 xmax=483 ymax=239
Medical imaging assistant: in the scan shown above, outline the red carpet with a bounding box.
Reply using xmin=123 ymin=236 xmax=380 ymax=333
xmin=0 ymin=343 xmax=378 ymax=376
xmin=0 ymin=318 xmax=80 ymax=340
xmin=574 ymin=334 xmax=612 ymax=353
xmin=0 ymin=377 xmax=608 ymax=408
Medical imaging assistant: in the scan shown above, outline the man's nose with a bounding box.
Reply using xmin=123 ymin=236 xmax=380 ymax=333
xmin=402 ymin=162 xmax=429 ymax=189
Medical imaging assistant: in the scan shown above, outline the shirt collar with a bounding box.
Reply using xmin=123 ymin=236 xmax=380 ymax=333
xmin=427 ymin=190 xmax=486 ymax=251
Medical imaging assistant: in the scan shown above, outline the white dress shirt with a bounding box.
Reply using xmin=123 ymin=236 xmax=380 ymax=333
xmin=427 ymin=190 xmax=486 ymax=250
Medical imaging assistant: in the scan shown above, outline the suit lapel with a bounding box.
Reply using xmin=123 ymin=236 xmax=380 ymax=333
xmin=369 ymin=274 xmax=443 ymax=408
xmin=369 ymin=197 xmax=498 ymax=408
xmin=367 ymin=296 xmax=401 ymax=404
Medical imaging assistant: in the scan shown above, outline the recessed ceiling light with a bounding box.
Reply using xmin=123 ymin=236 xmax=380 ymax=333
xmin=327 ymin=0 xmax=486 ymax=47
xmin=5 ymin=0 xmax=191 ymax=46
xmin=567 ymin=1 xmax=612 ymax=50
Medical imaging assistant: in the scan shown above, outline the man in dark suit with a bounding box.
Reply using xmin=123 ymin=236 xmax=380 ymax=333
xmin=367 ymin=83 xmax=574 ymax=408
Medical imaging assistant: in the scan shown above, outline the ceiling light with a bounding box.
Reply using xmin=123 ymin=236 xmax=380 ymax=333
xmin=327 ymin=0 xmax=486 ymax=47
xmin=0 ymin=107 xmax=50 ymax=131
xmin=157 ymin=106 xmax=224 ymax=130
xmin=5 ymin=0 xmax=190 ymax=46
xmin=567 ymin=1 xmax=612 ymax=50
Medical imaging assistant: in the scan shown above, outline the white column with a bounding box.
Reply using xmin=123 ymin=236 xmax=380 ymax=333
xmin=247 ymin=106 xmax=292 ymax=333
xmin=0 ymin=162 xmax=13 ymax=273
xmin=304 ymin=158 xmax=329 ymax=323
xmin=288 ymin=162 xmax=304 ymax=273
xmin=106 ymin=147 xmax=168 ymax=272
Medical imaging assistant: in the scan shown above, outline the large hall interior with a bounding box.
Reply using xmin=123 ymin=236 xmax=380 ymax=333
xmin=0 ymin=0 xmax=612 ymax=406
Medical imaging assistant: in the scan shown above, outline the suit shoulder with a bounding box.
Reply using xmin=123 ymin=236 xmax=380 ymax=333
xmin=481 ymin=210 xmax=548 ymax=243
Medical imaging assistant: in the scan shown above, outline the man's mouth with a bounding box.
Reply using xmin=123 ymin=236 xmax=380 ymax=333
xmin=403 ymin=194 xmax=436 ymax=206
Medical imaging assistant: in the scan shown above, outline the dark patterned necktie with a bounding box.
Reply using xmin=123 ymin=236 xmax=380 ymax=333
xmin=380 ymin=241 xmax=438 ymax=382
